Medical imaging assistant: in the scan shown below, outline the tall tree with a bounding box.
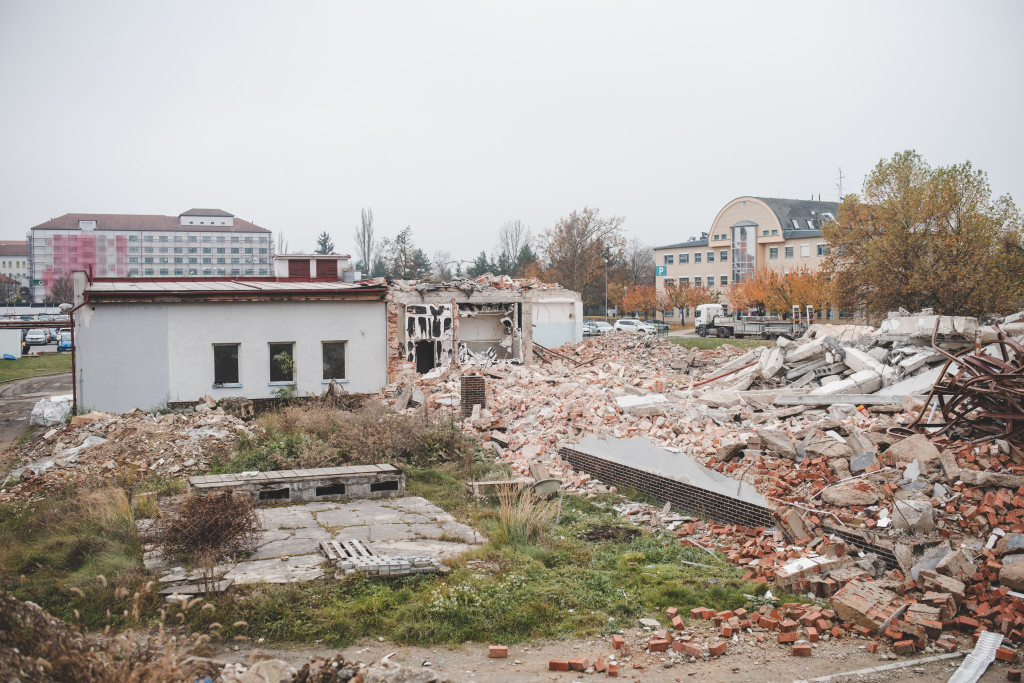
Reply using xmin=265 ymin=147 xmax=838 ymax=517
xmin=0 ymin=274 xmax=19 ymax=304
xmin=538 ymin=207 xmax=625 ymax=305
xmin=45 ymin=274 xmax=74 ymax=304
xmin=823 ymin=150 xmax=1023 ymax=318
xmin=385 ymin=227 xmax=432 ymax=279
xmin=354 ymin=207 xmax=376 ymax=273
xmin=494 ymin=220 xmax=532 ymax=276
xmin=466 ymin=251 xmax=493 ymax=278
xmin=275 ymin=232 xmax=288 ymax=255
xmin=314 ymin=231 xmax=335 ymax=255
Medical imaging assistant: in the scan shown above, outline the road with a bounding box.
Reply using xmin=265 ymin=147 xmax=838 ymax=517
xmin=0 ymin=373 xmax=72 ymax=454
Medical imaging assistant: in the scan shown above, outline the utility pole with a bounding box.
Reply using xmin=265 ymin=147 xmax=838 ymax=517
xmin=603 ymin=248 xmax=612 ymax=323
xmin=836 ymin=167 xmax=845 ymax=202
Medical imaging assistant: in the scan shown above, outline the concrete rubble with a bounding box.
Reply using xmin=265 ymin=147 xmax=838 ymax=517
xmin=385 ymin=307 xmax=1024 ymax=660
xmin=1 ymin=397 xmax=261 ymax=502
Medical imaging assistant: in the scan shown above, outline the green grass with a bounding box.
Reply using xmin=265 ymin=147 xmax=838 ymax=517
xmin=0 ymin=353 xmax=72 ymax=383
xmin=668 ymin=337 xmax=771 ymax=350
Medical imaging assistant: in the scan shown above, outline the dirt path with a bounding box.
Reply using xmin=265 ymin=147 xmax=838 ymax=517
xmin=219 ymin=633 xmax=1015 ymax=682
xmin=0 ymin=373 xmax=71 ymax=453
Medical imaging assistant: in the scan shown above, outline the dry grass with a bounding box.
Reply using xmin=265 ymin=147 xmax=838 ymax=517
xmin=490 ymin=482 xmax=557 ymax=548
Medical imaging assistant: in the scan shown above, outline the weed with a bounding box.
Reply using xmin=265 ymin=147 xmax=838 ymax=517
xmin=131 ymin=494 xmax=161 ymax=520
xmin=490 ymin=483 xmax=556 ymax=548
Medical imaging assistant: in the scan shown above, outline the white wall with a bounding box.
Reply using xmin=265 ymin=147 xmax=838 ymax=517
xmin=531 ymin=297 xmax=583 ymax=347
xmin=75 ymin=303 xmax=172 ymax=412
xmin=179 ymin=216 xmax=234 ymax=227
xmin=76 ymin=299 xmax=388 ymax=412
xmin=0 ymin=329 xmax=23 ymax=358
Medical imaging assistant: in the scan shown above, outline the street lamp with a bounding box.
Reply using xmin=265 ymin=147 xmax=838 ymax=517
xmin=602 ymin=248 xmax=613 ymax=323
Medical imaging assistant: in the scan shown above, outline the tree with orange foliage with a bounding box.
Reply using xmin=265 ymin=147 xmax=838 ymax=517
xmin=621 ymin=284 xmax=658 ymax=318
xmin=728 ymin=266 xmax=829 ymax=316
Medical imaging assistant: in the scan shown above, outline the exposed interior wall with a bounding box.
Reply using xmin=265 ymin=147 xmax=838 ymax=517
xmin=531 ymin=296 xmax=582 ymax=348
xmin=402 ymin=303 xmax=453 ymax=372
xmin=457 ymin=303 xmax=521 ymax=366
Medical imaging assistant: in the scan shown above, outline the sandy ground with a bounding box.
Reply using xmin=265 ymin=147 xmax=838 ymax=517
xmin=0 ymin=372 xmax=71 ymax=453
xmin=219 ymin=632 xmax=1018 ymax=682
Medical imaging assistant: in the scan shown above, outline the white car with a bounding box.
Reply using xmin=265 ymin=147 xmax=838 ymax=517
xmin=613 ymin=318 xmax=656 ymax=334
xmin=583 ymin=321 xmax=614 ymax=335
xmin=25 ymin=328 xmax=48 ymax=345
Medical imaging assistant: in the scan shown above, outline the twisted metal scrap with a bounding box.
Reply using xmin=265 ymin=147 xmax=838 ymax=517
xmin=908 ymin=321 xmax=1024 ymax=459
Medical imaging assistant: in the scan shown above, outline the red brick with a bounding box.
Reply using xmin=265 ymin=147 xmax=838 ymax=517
xmin=488 ymin=645 xmax=507 ymax=658
xmin=594 ymin=657 xmax=607 ymax=673
xmin=997 ymin=648 xmax=1019 ymax=664
xmin=806 ymin=627 xmax=818 ymax=642
xmin=679 ymin=642 xmax=702 ymax=658
xmin=777 ymin=632 xmax=799 ymax=643
xmin=549 ymin=660 xmax=569 ymax=671
xmin=689 ymin=608 xmax=704 ymax=619
xmin=865 ymin=641 xmax=879 ymax=654
xmin=568 ymin=657 xmax=589 ymax=671
xmin=709 ymin=641 xmax=727 ymax=657
xmin=780 ymin=619 xmax=799 ymax=632
xmin=1007 ymin=669 xmax=1021 ymax=682
xmin=672 ymin=616 xmax=685 ymax=631
xmin=792 ymin=644 xmax=812 ymax=657
xmin=666 ymin=607 xmax=678 ymax=618
xmin=936 ymin=638 xmax=958 ymax=653
xmin=893 ymin=640 xmax=916 ymax=656
xmin=721 ymin=625 xmax=733 ymax=638
xmin=607 ymin=662 xmax=619 ymax=677
xmin=649 ymin=638 xmax=670 ymax=652
xmin=701 ymin=609 xmax=716 ymax=619
xmin=611 ymin=634 xmax=624 ymax=649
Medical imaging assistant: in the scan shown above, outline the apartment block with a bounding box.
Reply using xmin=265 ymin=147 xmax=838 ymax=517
xmin=654 ymin=197 xmax=837 ymax=319
xmin=28 ymin=209 xmax=273 ymax=302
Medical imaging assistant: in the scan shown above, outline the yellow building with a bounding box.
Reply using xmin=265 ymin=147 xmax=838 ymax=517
xmin=654 ymin=196 xmax=837 ymax=320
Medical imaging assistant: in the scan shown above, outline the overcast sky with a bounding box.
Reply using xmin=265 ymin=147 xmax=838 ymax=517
xmin=1 ymin=1 xmax=1021 ymax=260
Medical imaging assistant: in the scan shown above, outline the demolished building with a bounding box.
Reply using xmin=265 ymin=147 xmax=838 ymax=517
xmin=70 ymin=269 xmax=581 ymax=413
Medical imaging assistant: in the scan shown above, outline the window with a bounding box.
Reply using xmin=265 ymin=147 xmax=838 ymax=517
xmin=144 ymin=268 xmax=154 ymax=275
xmin=203 ymin=247 xmax=212 ymax=254
xmin=707 ymin=251 xmax=714 ymax=263
xmin=785 ymin=246 xmax=794 ymax=258
xmin=664 ymin=278 xmax=675 ymax=288
xmin=213 ymin=344 xmax=239 ymax=385
xmin=801 ymin=244 xmax=811 ymax=257
xmin=217 ymin=257 xmax=226 ymax=264
xmin=694 ymin=277 xmax=701 ymax=286
xmin=203 ymin=257 xmax=212 ymax=264
xmin=143 ymin=247 xmax=153 ymax=253
xmin=694 ymin=252 xmax=702 ymax=263
xmin=159 ymin=268 xmax=169 ymax=275
xmin=216 ymin=248 xmax=225 ymax=254
xmin=792 ymin=219 xmax=801 ymax=230
xmin=128 ymin=257 xmax=138 ymax=263
xmin=664 ymin=255 xmax=674 ymax=265
xmin=144 ymin=257 xmax=153 ymax=263
xmin=769 ymin=247 xmax=779 ymax=259
xmin=174 ymin=247 xmax=184 ymax=253
xmin=807 ymin=220 xmax=816 ymax=230
xmin=174 ymin=268 xmax=183 ymax=276
xmin=681 ymin=277 xmax=689 ymax=284
xmin=821 ymin=213 xmax=835 ymax=222
xmin=174 ymin=257 xmax=183 ymax=263
xmin=189 ymin=247 xmax=198 ymax=253
xmin=269 ymin=342 xmax=294 ymax=382
xmin=762 ymin=230 xmax=769 ymax=237
xmin=679 ymin=253 xmax=689 ymax=264
xmin=322 ymin=341 xmax=346 ymax=379
xmin=720 ymin=275 xmax=728 ymax=286
xmin=771 ymin=229 xmax=778 ymax=236
xmin=720 ymin=250 xmax=728 ymax=262
xmin=817 ymin=244 xmax=829 ymax=256
xmin=129 ymin=246 xmax=139 ymax=253
xmin=189 ymin=257 xmax=198 ymax=264
xmin=230 ymin=248 xmax=239 ymax=254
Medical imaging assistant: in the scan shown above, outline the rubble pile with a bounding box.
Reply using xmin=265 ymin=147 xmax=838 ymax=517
xmin=1 ymin=401 xmax=261 ymax=503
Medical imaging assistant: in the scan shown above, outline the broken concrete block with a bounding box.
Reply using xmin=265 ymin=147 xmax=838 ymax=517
xmin=887 ymin=434 xmax=941 ymax=471
xmin=1000 ymin=562 xmax=1024 ymax=592
xmin=845 ymin=430 xmax=876 ymax=457
xmin=697 ymin=389 xmax=741 ymax=409
xmin=960 ymin=469 xmax=1024 ymax=489
xmin=809 ymin=370 xmax=882 ymax=396
xmin=785 ymin=340 xmax=825 ymax=364
xmin=758 ymin=347 xmax=785 ymax=379
xmin=891 ymin=499 xmax=935 ymax=534
xmin=900 ymin=394 xmax=926 ymax=414
xmin=936 ymin=548 xmax=977 ymax=581
xmin=995 ymin=534 xmax=1024 ymax=557
xmin=938 ymin=450 xmax=961 ymax=482
xmin=822 ymin=480 xmax=880 ymax=506
xmin=755 ymin=428 xmax=797 ymax=459
xmin=777 ymin=508 xmax=811 ymax=541
xmin=850 ymin=452 xmax=880 ymax=474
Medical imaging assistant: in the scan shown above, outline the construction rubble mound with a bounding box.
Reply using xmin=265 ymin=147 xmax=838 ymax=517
xmin=1 ymin=396 xmax=261 ymax=503
xmin=390 ymin=308 xmax=1024 ymax=659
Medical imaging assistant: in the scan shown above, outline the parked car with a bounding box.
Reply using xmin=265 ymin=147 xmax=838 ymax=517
xmin=57 ymin=331 xmax=73 ymax=352
xmin=613 ymin=318 xmax=656 ymax=334
xmin=25 ymin=328 xmax=48 ymax=345
xmin=649 ymin=320 xmax=671 ymax=333
xmin=583 ymin=321 xmax=614 ymax=336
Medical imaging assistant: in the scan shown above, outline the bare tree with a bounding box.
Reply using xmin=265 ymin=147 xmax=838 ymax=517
xmin=44 ymin=274 xmax=74 ymax=304
xmin=432 ymin=250 xmax=454 ymax=281
xmin=275 ymin=232 xmax=288 ymax=255
xmin=354 ymin=207 xmax=375 ymax=273
xmin=495 ymin=220 xmax=531 ymax=276
xmin=539 ymin=207 xmax=625 ymax=300
xmin=622 ymin=238 xmax=655 ymax=287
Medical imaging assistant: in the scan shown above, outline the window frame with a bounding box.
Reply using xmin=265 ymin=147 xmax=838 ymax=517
xmin=269 ymin=342 xmax=296 ymax=384
xmin=213 ymin=343 xmax=241 ymax=387
xmin=322 ymin=340 xmax=347 ymax=382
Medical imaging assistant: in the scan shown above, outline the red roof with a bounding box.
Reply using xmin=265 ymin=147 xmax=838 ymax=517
xmin=31 ymin=212 xmax=270 ymax=233
xmin=0 ymin=241 xmax=27 ymax=256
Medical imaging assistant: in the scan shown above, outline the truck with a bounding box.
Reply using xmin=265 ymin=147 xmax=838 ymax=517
xmin=694 ymin=303 xmax=815 ymax=339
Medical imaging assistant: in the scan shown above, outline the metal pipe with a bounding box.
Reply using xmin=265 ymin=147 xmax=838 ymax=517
xmin=692 ymin=360 xmax=758 ymax=388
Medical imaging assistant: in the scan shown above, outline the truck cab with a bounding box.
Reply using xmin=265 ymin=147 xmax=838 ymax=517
xmin=694 ymin=304 xmax=725 ymax=337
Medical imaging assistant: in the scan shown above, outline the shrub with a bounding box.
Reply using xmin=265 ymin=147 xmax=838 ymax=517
xmin=157 ymin=491 xmax=263 ymax=564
